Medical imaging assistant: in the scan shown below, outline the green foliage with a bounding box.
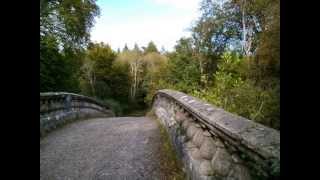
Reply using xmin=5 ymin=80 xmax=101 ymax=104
xmin=144 ymin=0 xmax=280 ymax=130
xmin=110 ymin=61 xmax=131 ymax=103
xmin=122 ymin=43 xmax=129 ymax=52
xmin=142 ymin=52 xmax=168 ymax=104
xmin=40 ymin=35 xmax=83 ymax=92
xmin=143 ymin=41 xmax=159 ymax=53
xmin=40 ymin=0 xmax=100 ymax=48
xmin=191 ymin=52 xmax=279 ymax=129
xmin=40 ymin=36 xmax=63 ymax=91
xmin=147 ymin=111 xmax=186 ymax=180
xmin=88 ymin=43 xmax=116 ymax=79
xmin=162 ymin=38 xmax=202 ymax=93
xmin=40 ymin=0 xmax=279 ymax=129
xmin=116 ymin=48 xmax=169 ymax=107
xmin=103 ymin=98 xmax=123 ymax=116
xmin=40 ymin=0 xmax=99 ymax=93
xmin=116 ymin=48 xmax=144 ymax=102
xmin=80 ymin=42 xmax=131 ymax=104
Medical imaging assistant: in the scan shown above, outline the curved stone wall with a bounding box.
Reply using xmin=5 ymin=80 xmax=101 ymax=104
xmin=40 ymin=92 xmax=115 ymax=137
xmin=152 ymin=89 xmax=280 ymax=180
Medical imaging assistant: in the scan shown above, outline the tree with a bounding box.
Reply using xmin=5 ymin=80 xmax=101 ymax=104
xmin=191 ymin=0 xmax=244 ymax=80
xmin=82 ymin=42 xmax=117 ymax=99
xmin=116 ymin=50 xmax=144 ymax=101
xmin=144 ymin=41 xmax=158 ymax=53
xmin=80 ymin=56 xmax=96 ymax=96
xmin=40 ymin=35 xmax=64 ymax=92
xmin=150 ymin=0 xmax=280 ymax=129
xmin=133 ymin=43 xmax=142 ymax=54
xmin=109 ymin=61 xmax=131 ymax=103
xmin=40 ymin=0 xmax=100 ymax=92
xmin=142 ymin=52 xmax=168 ymax=104
xmin=40 ymin=0 xmax=100 ymax=49
xmin=250 ymin=0 xmax=280 ymax=82
xmin=123 ymin=43 xmax=129 ymax=52
xmin=163 ymin=38 xmax=201 ymax=93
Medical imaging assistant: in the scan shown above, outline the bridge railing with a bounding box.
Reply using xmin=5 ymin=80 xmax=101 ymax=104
xmin=152 ymin=89 xmax=280 ymax=180
xmin=40 ymin=92 xmax=115 ymax=137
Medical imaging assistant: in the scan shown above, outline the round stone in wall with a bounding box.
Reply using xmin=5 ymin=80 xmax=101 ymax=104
xmin=190 ymin=148 xmax=202 ymax=160
xmin=175 ymin=111 xmax=186 ymax=123
xmin=185 ymin=141 xmax=197 ymax=149
xmin=215 ymin=139 xmax=225 ymax=148
xmin=187 ymin=123 xmax=199 ymax=139
xmin=200 ymin=137 xmax=217 ymax=160
xmin=199 ymin=160 xmax=214 ymax=176
xmin=211 ymin=148 xmax=232 ymax=177
xmin=182 ymin=119 xmax=190 ymax=130
xmin=193 ymin=129 xmax=205 ymax=148
xmin=227 ymin=164 xmax=251 ymax=180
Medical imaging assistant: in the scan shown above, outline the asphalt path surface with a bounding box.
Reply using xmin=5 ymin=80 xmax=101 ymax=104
xmin=40 ymin=117 xmax=171 ymax=180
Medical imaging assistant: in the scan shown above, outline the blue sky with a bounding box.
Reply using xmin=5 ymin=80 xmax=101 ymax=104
xmin=90 ymin=0 xmax=201 ymax=51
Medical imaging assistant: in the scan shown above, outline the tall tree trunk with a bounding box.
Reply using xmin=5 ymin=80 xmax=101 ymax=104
xmin=130 ymin=63 xmax=135 ymax=101
xmin=90 ymin=72 xmax=95 ymax=97
xmin=134 ymin=60 xmax=137 ymax=100
xmin=199 ymin=59 xmax=205 ymax=87
xmin=242 ymin=0 xmax=247 ymax=55
xmin=242 ymin=0 xmax=253 ymax=56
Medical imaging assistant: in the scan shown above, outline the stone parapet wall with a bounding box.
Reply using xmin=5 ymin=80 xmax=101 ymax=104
xmin=152 ymin=89 xmax=280 ymax=180
xmin=40 ymin=92 xmax=115 ymax=137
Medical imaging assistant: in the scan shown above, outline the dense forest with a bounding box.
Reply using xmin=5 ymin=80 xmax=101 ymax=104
xmin=40 ymin=0 xmax=279 ymax=130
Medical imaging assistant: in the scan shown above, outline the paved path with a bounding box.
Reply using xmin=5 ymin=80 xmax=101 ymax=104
xmin=40 ymin=117 xmax=170 ymax=180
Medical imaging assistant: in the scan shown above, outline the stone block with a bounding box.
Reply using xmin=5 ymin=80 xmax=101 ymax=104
xmin=154 ymin=89 xmax=280 ymax=180
xmin=185 ymin=141 xmax=197 ymax=149
xmin=182 ymin=119 xmax=191 ymax=130
xmin=200 ymin=137 xmax=217 ymax=160
xmin=215 ymin=139 xmax=225 ymax=148
xmin=175 ymin=111 xmax=186 ymax=123
xmin=190 ymin=148 xmax=202 ymax=160
xmin=200 ymin=160 xmax=214 ymax=176
xmin=203 ymin=130 xmax=212 ymax=137
xmin=193 ymin=129 xmax=205 ymax=148
xmin=211 ymin=148 xmax=232 ymax=177
xmin=227 ymin=164 xmax=251 ymax=180
xmin=187 ymin=124 xmax=199 ymax=139
xmin=40 ymin=93 xmax=114 ymax=137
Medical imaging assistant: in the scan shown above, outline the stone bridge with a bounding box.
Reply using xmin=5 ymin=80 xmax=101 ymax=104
xmin=40 ymin=89 xmax=280 ymax=180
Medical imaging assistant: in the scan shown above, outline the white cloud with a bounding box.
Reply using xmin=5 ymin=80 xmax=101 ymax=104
xmin=91 ymin=16 xmax=190 ymax=51
xmin=90 ymin=0 xmax=201 ymax=51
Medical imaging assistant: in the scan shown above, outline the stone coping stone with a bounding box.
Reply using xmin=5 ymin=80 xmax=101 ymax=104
xmin=40 ymin=92 xmax=112 ymax=111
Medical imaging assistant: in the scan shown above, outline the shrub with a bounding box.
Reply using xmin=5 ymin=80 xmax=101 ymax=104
xmin=191 ymin=52 xmax=280 ymax=130
xmin=103 ymin=98 xmax=123 ymax=116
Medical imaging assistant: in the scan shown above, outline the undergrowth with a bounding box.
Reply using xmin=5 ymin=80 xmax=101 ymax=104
xmin=147 ymin=110 xmax=186 ymax=180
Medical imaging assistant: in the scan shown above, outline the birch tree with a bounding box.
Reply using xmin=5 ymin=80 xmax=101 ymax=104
xmin=116 ymin=50 xmax=144 ymax=101
xmin=81 ymin=57 xmax=96 ymax=96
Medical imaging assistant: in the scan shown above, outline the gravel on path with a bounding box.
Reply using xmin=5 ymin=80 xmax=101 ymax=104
xmin=40 ymin=117 xmax=176 ymax=180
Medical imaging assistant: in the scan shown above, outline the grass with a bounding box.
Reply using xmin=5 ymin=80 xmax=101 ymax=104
xmin=147 ymin=110 xmax=186 ymax=180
